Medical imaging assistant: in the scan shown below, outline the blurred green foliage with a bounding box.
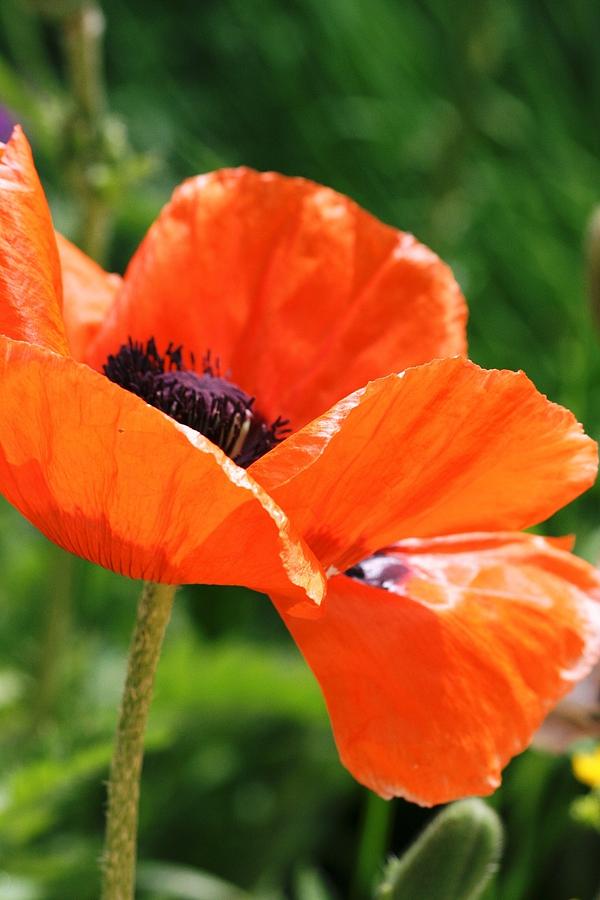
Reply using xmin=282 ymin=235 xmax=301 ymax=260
xmin=1 ymin=0 xmax=600 ymax=898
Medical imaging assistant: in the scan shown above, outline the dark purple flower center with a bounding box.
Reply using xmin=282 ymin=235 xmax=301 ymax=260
xmin=103 ymin=338 xmax=289 ymax=467
xmin=345 ymin=554 xmax=410 ymax=592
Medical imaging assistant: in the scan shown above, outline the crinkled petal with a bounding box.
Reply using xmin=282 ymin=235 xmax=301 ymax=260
xmin=0 ymin=127 xmax=68 ymax=354
xmin=251 ymin=357 xmax=598 ymax=571
xmin=0 ymin=335 xmax=324 ymax=602
xmin=56 ymin=233 xmax=121 ymax=361
xmin=88 ymin=168 xmax=467 ymax=428
xmin=272 ymin=532 xmax=600 ymax=805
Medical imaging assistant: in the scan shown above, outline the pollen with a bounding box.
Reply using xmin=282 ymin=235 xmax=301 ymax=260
xmin=103 ymin=338 xmax=290 ymax=467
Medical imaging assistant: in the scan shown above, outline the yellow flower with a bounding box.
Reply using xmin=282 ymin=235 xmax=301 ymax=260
xmin=572 ymin=746 xmax=600 ymax=787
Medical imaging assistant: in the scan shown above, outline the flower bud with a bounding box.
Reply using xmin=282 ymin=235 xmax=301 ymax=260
xmin=375 ymin=799 xmax=503 ymax=900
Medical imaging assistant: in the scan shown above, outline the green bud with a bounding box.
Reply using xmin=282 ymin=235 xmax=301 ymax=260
xmin=374 ymin=799 xmax=503 ymax=900
xmin=571 ymin=790 xmax=600 ymax=833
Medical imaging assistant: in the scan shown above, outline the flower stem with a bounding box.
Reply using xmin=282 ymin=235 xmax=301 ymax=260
xmin=351 ymin=792 xmax=394 ymax=899
xmin=33 ymin=545 xmax=76 ymax=728
xmin=586 ymin=206 xmax=600 ymax=334
xmin=61 ymin=0 xmax=112 ymax=264
xmin=101 ymin=581 xmax=176 ymax=900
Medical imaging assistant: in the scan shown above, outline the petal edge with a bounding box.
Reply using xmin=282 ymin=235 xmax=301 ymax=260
xmin=0 ymin=335 xmax=325 ymax=604
xmin=0 ymin=127 xmax=68 ymax=355
xmin=273 ymin=532 xmax=600 ymax=804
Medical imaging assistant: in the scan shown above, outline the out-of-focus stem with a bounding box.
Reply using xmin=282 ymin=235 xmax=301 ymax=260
xmin=30 ymin=0 xmax=113 ymax=730
xmin=586 ymin=206 xmax=600 ymax=333
xmin=101 ymin=582 xmax=176 ymax=900
xmin=62 ymin=1 xmax=112 ymax=264
xmin=351 ymin=791 xmax=394 ymax=899
xmin=33 ymin=545 xmax=75 ymax=728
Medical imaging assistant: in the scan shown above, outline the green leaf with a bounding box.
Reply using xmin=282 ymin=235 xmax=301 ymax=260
xmin=294 ymin=865 xmax=334 ymax=900
xmin=375 ymin=799 xmax=503 ymax=900
xmin=136 ymin=861 xmax=253 ymax=899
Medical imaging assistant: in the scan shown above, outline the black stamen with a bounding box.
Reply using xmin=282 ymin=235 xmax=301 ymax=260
xmin=104 ymin=338 xmax=288 ymax=467
xmin=344 ymin=564 xmax=365 ymax=580
xmin=345 ymin=554 xmax=410 ymax=593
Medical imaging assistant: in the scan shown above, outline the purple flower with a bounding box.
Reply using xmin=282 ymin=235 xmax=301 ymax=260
xmin=0 ymin=107 xmax=15 ymax=143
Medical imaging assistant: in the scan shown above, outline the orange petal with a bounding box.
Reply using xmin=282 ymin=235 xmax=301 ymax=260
xmin=0 ymin=127 xmax=68 ymax=355
xmin=88 ymin=168 xmax=467 ymax=428
xmin=56 ymin=233 xmax=121 ymax=361
xmin=272 ymin=532 xmax=600 ymax=805
xmin=250 ymin=357 xmax=597 ymax=571
xmin=0 ymin=335 xmax=325 ymax=603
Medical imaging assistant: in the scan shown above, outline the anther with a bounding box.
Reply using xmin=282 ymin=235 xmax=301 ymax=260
xmin=345 ymin=554 xmax=410 ymax=593
xmin=104 ymin=338 xmax=289 ymax=467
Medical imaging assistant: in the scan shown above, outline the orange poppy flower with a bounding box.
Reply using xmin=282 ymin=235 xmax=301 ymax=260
xmin=1 ymin=125 xmax=599 ymax=805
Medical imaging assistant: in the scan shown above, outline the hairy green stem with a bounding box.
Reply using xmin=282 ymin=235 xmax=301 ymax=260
xmin=101 ymin=582 xmax=176 ymax=900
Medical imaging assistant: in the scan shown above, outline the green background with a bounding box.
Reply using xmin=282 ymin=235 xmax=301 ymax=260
xmin=0 ymin=0 xmax=599 ymax=897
